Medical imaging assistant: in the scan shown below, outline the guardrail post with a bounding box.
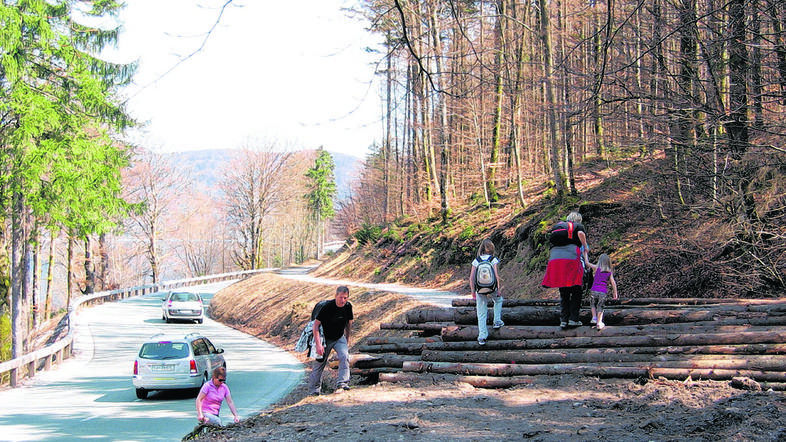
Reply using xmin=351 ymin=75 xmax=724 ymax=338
xmin=27 ymin=361 xmax=35 ymax=379
xmin=10 ymin=368 xmax=18 ymax=387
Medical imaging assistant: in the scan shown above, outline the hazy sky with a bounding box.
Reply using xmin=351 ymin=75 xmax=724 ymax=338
xmin=110 ymin=0 xmax=383 ymax=158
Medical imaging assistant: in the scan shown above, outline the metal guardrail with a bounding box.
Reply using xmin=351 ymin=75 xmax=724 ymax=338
xmin=0 ymin=269 xmax=270 ymax=388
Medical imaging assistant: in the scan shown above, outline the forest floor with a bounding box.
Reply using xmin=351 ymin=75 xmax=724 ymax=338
xmin=187 ymin=373 xmax=786 ymax=442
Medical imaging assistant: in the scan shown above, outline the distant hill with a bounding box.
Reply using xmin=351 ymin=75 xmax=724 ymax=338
xmin=165 ymin=149 xmax=361 ymax=200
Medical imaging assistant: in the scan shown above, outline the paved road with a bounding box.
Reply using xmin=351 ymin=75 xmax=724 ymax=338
xmin=0 ymin=281 xmax=303 ymax=442
xmin=277 ymin=266 xmax=461 ymax=307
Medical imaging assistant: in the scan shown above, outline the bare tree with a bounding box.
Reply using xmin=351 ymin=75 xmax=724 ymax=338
xmin=220 ymin=142 xmax=292 ymax=270
xmin=123 ymin=150 xmax=191 ymax=284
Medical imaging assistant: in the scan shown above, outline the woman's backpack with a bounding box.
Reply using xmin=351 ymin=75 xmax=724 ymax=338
xmin=474 ymin=256 xmax=498 ymax=294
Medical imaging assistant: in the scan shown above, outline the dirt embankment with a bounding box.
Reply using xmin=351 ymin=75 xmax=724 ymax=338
xmin=187 ymin=270 xmax=786 ymax=442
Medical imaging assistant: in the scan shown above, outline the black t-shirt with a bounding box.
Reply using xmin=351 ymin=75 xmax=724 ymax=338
xmin=316 ymin=300 xmax=354 ymax=341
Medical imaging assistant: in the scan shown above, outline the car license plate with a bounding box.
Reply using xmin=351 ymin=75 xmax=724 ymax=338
xmin=151 ymin=364 xmax=174 ymax=373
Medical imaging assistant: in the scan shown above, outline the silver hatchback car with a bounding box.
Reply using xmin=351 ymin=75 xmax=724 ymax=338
xmin=132 ymin=332 xmax=225 ymax=399
xmin=162 ymin=291 xmax=204 ymax=324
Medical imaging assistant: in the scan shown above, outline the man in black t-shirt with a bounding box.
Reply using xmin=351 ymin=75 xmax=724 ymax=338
xmin=308 ymin=286 xmax=354 ymax=395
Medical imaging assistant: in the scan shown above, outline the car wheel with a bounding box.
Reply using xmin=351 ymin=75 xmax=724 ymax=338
xmin=136 ymin=388 xmax=148 ymax=399
xmin=196 ymin=318 xmax=203 ymax=324
xmin=165 ymin=317 xmax=171 ymax=324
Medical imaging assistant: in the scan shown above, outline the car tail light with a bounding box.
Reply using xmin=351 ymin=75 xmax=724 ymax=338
xmin=133 ymin=360 xmax=138 ymax=375
xmin=189 ymin=360 xmax=197 ymax=375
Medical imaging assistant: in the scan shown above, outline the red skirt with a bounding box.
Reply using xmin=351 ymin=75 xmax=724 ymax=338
xmin=542 ymin=246 xmax=583 ymax=288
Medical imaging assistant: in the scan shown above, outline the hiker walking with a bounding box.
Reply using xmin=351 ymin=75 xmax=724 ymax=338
xmin=586 ymin=254 xmax=618 ymax=330
xmin=469 ymin=239 xmax=503 ymax=345
xmin=542 ymin=211 xmax=589 ymax=328
xmin=308 ymin=286 xmax=354 ymax=395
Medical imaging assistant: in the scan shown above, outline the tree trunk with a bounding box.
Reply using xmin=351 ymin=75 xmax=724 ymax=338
xmin=378 ymin=372 xmax=534 ymax=389
xmin=433 ymin=330 xmax=786 ymax=350
xmin=11 ymin=191 xmax=30 ymax=358
xmin=421 ymin=349 xmax=786 ymax=367
xmin=44 ymin=230 xmax=55 ymax=319
xmin=538 ymin=0 xmax=564 ymax=199
xmin=441 ymin=323 xmax=786 ymax=342
xmin=402 ymin=360 xmax=786 ymax=382
xmin=84 ymin=237 xmax=95 ymax=294
xmin=67 ymin=233 xmax=74 ymax=308
xmin=486 ymin=0 xmax=505 ymax=203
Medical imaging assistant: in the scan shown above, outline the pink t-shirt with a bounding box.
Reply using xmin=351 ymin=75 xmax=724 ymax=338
xmin=199 ymin=380 xmax=229 ymax=415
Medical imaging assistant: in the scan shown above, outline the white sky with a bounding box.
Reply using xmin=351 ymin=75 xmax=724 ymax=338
xmin=109 ymin=0 xmax=383 ymax=157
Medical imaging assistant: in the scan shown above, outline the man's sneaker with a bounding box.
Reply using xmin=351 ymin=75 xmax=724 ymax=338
xmin=560 ymin=322 xmax=568 ymax=328
xmin=596 ymin=321 xmax=605 ymax=330
xmin=590 ymin=317 xmax=598 ymax=325
xmin=340 ymin=385 xmax=350 ymax=391
xmin=478 ymin=338 xmax=486 ymax=345
xmin=568 ymin=320 xmax=583 ymax=327
xmin=492 ymin=321 xmax=504 ymax=329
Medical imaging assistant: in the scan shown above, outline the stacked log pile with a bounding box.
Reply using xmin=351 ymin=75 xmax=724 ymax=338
xmin=354 ymin=297 xmax=786 ymax=389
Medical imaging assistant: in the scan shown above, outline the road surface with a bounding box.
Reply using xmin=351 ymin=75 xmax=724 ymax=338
xmin=0 ymin=281 xmax=302 ymax=442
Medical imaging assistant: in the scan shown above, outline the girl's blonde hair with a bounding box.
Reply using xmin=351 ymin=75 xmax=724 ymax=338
xmin=478 ymin=239 xmax=496 ymax=256
xmin=597 ymin=254 xmax=613 ymax=273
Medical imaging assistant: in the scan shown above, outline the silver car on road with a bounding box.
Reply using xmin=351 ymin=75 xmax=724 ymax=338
xmin=132 ymin=332 xmax=225 ymax=399
xmin=162 ymin=291 xmax=204 ymax=324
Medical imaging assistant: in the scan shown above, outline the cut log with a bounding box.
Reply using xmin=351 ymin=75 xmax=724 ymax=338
xmin=440 ymin=323 xmax=785 ymax=342
xmin=428 ymin=331 xmax=786 ymax=350
xmin=364 ymin=337 xmax=443 ymax=345
xmin=380 ymin=322 xmax=452 ymax=332
xmin=406 ymin=308 xmax=455 ymax=323
xmin=357 ymin=342 xmax=433 ymax=355
xmin=350 ymin=367 xmax=402 ymax=377
xmin=452 ymin=298 xmax=786 ymax=308
xmin=420 ymin=349 xmax=786 ymax=371
xmin=352 ymin=353 xmax=421 ymax=369
xmin=450 ymin=305 xmax=786 ymax=326
xmin=403 ymin=361 xmax=786 ymax=382
xmin=758 ymin=382 xmax=786 ymax=391
xmin=378 ymin=372 xmax=533 ymax=388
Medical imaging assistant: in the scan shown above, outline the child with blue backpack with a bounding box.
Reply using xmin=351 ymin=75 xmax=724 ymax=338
xmin=469 ymin=239 xmax=503 ymax=345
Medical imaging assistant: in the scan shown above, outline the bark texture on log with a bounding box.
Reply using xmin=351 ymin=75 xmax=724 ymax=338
xmin=452 ymin=298 xmax=786 ymax=307
xmin=378 ymin=372 xmax=533 ymax=388
xmin=441 ymin=323 xmax=781 ymax=341
xmin=403 ymin=361 xmax=786 ymax=382
xmin=448 ymin=305 xmax=786 ymax=326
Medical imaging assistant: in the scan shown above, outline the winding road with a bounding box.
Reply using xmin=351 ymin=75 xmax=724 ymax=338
xmin=0 ymin=281 xmax=303 ymax=442
xmin=0 ymin=272 xmax=458 ymax=441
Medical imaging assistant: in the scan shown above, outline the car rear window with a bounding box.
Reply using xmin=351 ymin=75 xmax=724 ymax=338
xmin=171 ymin=293 xmax=199 ymax=302
xmin=139 ymin=342 xmax=190 ymax=360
